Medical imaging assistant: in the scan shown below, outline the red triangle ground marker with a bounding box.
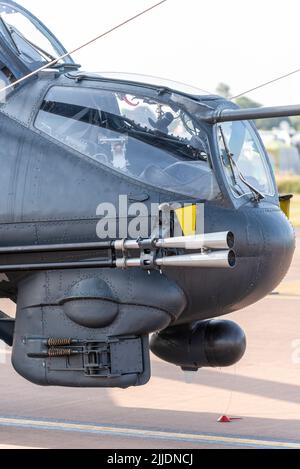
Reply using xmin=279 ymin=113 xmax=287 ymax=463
xmin=218 ymin=415 xmax=231 ymax=423
xmin=218 ymin=415 xmax=243 ymax=423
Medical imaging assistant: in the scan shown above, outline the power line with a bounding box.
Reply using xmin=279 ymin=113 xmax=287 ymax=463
xmin=0 ymin=0 xmax=168 ymax=95
xmin=231 ymin=66 xmax=300 ymax=100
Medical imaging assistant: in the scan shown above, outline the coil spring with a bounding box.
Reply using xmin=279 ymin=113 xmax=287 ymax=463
xmin=47 ymin=338 xmax=72 ymax=347
xmin=48 ymin=348 xmax=72 ymax=357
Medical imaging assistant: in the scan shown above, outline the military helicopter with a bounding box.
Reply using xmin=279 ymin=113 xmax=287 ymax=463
xmin=0 ymin=0 xmax=298 ymax=389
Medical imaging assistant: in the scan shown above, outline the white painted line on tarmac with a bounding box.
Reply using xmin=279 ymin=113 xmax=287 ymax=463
xmin=0 ymin=444 xmax=43 ymax=449
xmin=0 ymin=416 xmax=299 ymax=449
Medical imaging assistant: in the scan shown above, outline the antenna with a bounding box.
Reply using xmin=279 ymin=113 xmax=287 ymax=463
xmin=231 ymin=65 xmax=300 ymax=100
xmin=0 ymin=0 xmax=168 ymax=95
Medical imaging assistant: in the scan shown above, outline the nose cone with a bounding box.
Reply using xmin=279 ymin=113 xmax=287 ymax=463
xmin=164 ymin=203 xmax=295 ymax=324
xmin=233 ymin=205 xmax=295 ymax=310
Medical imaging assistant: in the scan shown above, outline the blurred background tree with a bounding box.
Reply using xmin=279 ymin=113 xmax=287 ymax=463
xmin=216 ymin=82 xmax=231 ymax=99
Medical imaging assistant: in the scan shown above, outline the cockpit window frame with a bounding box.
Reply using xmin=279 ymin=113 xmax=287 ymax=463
xmin=213 ymin=120 xmax=277 ymax=203
xmin=0 ymin=0 xmax=74 ymax=79
xmin=33 ymin=83 xmax=223 ymax=203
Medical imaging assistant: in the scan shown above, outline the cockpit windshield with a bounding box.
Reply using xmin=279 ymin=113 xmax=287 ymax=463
xmin=217 ymin=121 xmax=275 ymax=198
xmin=0 ymin=5 xmax=59 ymax=64
xmin=0 ymin=2 xmax=70 ymax=67
xmin=35 ymin=86 xmax=221 ymax=200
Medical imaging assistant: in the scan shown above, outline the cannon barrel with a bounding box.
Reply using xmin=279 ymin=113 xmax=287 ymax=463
xmin=155 ymin=250 xmax=235 ymax=268
xmin=116 ymin=250 xmax=236 ymax=269
xmin=203 ymin=103 xmax=300 ymax=123
xmin=155 ymin=231 xmax=234 ymax=250
xmin=115 ymin=231 xmax=235 ymax=251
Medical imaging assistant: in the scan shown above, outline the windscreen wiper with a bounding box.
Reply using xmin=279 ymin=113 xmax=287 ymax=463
xmin=218 ymin=125 xmax=264 ymax=202
xmin=0 ymin=15 xmax=21 ymax=54
xmin=9 ymin=26 xmax=57 ymax=62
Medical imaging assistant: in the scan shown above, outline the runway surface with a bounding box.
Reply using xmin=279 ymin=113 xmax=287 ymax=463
xmin=0 ymin=233 xmax=300 ymax=449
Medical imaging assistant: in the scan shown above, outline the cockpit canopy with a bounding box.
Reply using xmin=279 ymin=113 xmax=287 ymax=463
xmin=35 ymin=85 xmax=221 ymax=200
xmin=33 ymin=73 xmax=276 ymax=203
xmin=0 ymin=3 xmax=279 ymax=204
xmin=0 ymin=0 xmax=73 ymax=83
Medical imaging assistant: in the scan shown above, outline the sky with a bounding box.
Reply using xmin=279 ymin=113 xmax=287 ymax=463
xmin=13 ymin=0 xmax=300 ymax=106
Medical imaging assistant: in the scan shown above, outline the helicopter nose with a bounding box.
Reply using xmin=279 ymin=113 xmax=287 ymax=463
xmin=163 ymin=203 xmax=295 ymax=324
xmin=234 ymin=205 xmax=295 ymax=309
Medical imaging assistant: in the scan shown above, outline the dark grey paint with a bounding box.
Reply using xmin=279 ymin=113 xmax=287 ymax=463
xmin=0 ymin=1 xmax=296 ymax=388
